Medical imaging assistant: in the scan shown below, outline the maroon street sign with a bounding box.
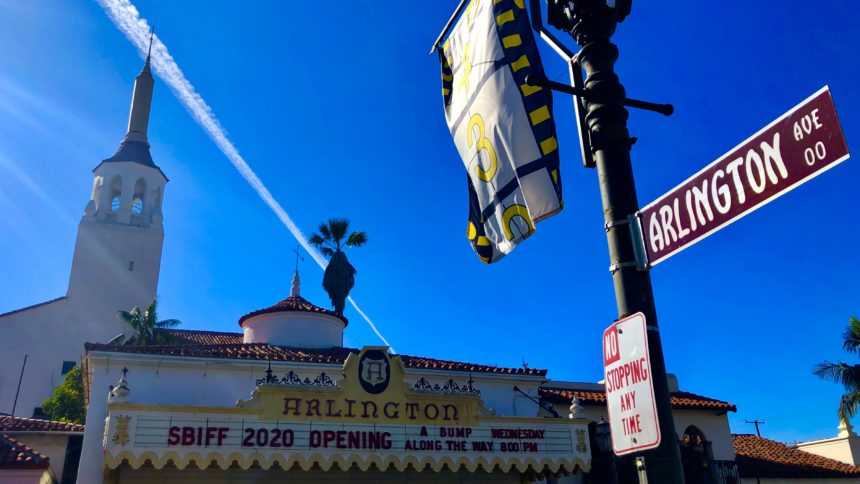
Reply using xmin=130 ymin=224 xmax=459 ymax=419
xmin=640 ymin=86 xmax=850 ymax=266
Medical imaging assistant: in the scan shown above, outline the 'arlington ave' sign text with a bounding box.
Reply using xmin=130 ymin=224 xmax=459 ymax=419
xmin=641 ymin=87 xmax=849 ymax=266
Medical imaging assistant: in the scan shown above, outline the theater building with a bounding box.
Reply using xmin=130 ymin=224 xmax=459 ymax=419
xmin=9 ymin=44 xmax=857 ymax=484
xmin=77 ymin=272 xmax=592 ymax=483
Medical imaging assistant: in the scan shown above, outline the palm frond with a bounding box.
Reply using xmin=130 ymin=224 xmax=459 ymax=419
xmin=320 ymin=247 xmax=335 ymax=258
xmin=814 ymin=361 xmax=860 ymax=390
xmin=840 ymin=391 xmax=860 ymax=421
xmin=346 ymin=231 xmax=368 ymax=247
xmin=155 ymin=319 xmax=181 ymax=329
xmin=309 ymin=233 xmax=325 ymax=248
xmin=328 ymin=218 xmax=349 ymax=244
xmin=843 ymin=317 xmax=860 ymax=354
xmin=318 ymin=222 xmax=332 ymax=240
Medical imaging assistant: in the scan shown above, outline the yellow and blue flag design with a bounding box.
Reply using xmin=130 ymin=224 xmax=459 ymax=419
xmin=440 ymin=0 xmax=562 ymax=263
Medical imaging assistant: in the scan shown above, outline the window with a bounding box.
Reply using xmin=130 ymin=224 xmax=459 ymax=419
xmin=61 ymin=361 xmax=76 ymax=375
xmin=131 ymin=197 xmax=143 ymax=215
xmin=111 ymin=196 xmax=121 ymax=212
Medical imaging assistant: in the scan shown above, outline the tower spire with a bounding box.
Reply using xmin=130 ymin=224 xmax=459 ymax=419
xmin=146 ymin=27 xmax=154 ymax=66
xmin=290 ymin=245 xmax=304 ymax=297
xmin=123 ymin=28 xmax=155 ymax=145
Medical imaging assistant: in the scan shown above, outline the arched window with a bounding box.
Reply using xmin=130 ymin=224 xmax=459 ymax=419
xmin=107 ymin=175 xmax=123 ymax=213
xmin=132 ymin=178 xmax=147 ymax=217
xmin=681 ymin=426 xmax=708 ymax=451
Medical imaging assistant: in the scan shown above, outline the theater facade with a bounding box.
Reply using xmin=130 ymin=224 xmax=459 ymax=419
xmin=77 ymin=272 xmax=591 ymax=483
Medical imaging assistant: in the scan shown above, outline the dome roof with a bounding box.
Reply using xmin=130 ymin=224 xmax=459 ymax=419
xmin=238 ymin=294 xmax=348 ymax=327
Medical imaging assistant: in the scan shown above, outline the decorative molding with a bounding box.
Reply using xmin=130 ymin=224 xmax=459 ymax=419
xmin=255 ymin=361 xmax=337 ymax=388
xmin=411 ymin=377 xmax=481 ymax=396
xmin=111 ymin=416 xmax=131 ymax=446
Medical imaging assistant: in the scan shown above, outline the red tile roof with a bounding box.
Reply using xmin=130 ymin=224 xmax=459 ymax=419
xmin=238 ymin=295 xmax=348 ymax=327
xmin=85 ymin=338 xmax=547 ymax=376
xmin=0 ymin=434 xmax=50 ymax=469
xmin=733 ymin=434 xmax=860 ymax=478
xmin=400 ymin=354 xmax=547 ymax=376
xmin=0 ymin=416 xmax=84 ymax=433
xmin=539 ymin=387 xmax=737 ymax=412
xmin=163 ymin=328 xmax=242 ymax=345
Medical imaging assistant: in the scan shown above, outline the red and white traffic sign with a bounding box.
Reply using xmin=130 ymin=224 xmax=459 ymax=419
xmin=640 ymin=86 xmax=850 ymax=266
xmin=603 ymin=312 xmax=660 ymax=456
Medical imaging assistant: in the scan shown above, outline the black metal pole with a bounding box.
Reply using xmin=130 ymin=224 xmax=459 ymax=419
xmin=554 ymin=3 xmax=685 ymax=482
xmin=12 ymin=354 xmax=27 ymax=416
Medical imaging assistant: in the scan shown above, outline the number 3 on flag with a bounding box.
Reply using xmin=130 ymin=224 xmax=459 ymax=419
xmin=468 ymin=113 xmax=497 ymax=182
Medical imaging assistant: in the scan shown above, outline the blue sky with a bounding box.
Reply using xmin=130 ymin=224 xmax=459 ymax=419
xmin=0 ymin=0 xmax=858 ymax=443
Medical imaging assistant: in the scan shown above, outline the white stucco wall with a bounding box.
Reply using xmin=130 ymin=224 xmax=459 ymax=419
xmin=0 ymin=160 xmax=165 ymax=418
xmin=242 ymin=312 xmax=345 ymax=348
xmin=796 ymin=435 xmax=860 ymax=466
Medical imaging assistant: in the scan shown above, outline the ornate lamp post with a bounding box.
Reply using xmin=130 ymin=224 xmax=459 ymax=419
xmin=545 ymin=1 xmax=685 ymax=482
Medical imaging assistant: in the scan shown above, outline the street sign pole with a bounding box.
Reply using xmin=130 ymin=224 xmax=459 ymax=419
xmin=546 ymin=2 xmax=685 ymax=482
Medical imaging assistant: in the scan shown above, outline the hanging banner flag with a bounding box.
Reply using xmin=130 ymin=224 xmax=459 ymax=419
xmin=439 ymin=0 xmax=562 ymax=263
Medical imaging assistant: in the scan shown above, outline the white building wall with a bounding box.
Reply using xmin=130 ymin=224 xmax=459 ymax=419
xmin=242 ymin=312 xmax=344 ymax=348
xmin=0 ymin=160 xmax=165 ymax=417
xmin=796 ymin=434 xmax=860 ymax=466
xmin=0 ymin=299 xmax=73 ymax=415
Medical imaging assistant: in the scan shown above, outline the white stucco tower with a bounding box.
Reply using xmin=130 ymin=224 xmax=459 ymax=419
xmin=0 ymin=53 xmax=167 ymax=417
xmin=66 ymin=52 xmax=167 ymax=332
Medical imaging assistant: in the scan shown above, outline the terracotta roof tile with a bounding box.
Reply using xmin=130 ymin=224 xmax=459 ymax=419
xmin=84 ymin=339 xmax=546 ymax=376
xmin=85 ymin=342 xmax=354 ymax=364
xmin=238 ymin=295 xmax=348 ymax=327
xmin=0 ymin=434 xmax=50 ymax=469
xmin=400 ymin=354 xmax=547 ymax=376
xmin=163 ymin=329 xmax=242 ymax=345
xmin=0 ymin=416 xmax=84 ymax=433
xmin=733 ymin=434 xmax=860 ymax=478
xmin=539 ymin=387 xmax=737 ymax=412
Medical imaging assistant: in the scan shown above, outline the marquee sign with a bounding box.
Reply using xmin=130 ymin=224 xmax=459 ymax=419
xmin=103 ymin=347 xmax=590 ymax=474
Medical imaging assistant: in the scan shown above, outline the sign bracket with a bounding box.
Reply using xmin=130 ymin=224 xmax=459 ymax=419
xmin=605 ymin=213 xmax=650 ymax=273
xmin=525 ymin=74 xmax=675 ymax=117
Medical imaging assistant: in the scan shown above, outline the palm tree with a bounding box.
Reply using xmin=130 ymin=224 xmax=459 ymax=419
xmin=814 ymin=316 xmax=860 ymax=421
xmin=116 ymin=298 xmax=181 ymax=345
xmin=309 ymin=218 xmax=367 ymax=315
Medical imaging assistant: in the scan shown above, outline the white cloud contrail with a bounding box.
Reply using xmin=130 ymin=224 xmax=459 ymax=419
xmin=96 ymin=0 xmax=395 ymax=352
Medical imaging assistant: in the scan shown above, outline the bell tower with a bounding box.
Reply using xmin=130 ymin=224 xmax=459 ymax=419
xmin=66 ymin=43 xmax=167 ymax=336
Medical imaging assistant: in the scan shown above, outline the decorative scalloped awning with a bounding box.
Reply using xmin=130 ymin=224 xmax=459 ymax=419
xmin=105 ymin=448 xmax=586 ymax=474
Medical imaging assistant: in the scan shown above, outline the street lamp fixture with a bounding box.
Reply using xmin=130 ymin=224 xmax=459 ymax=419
xmin=546 ymin=0 xmax=632 ymax=31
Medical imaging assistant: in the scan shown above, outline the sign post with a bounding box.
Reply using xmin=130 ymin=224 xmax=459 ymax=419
xmin=542 ymin=2 xmax=686 ymax=481
xmin=603 ymin=313 xmax=660 ymax=456
xmin=640 ymin=87 xmax=850 ymax=266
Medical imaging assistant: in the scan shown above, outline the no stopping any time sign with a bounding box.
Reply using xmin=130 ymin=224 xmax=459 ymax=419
xmin=603 ymin=313 xmax=660 ymax=455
